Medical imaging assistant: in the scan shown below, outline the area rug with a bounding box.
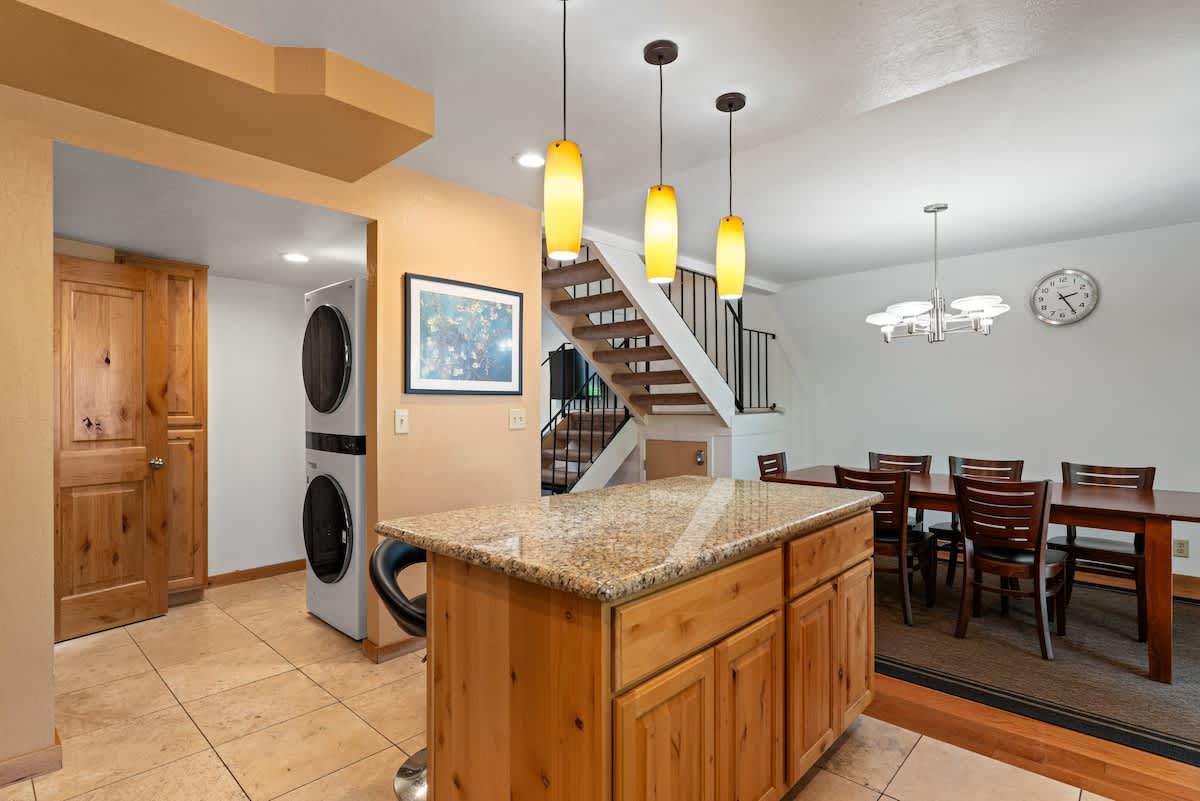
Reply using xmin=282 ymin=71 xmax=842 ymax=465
xmin=873 ymin=563 xmax=1200 ymax=766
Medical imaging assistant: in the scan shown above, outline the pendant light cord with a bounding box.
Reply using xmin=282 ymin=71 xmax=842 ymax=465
xmin=658 ymin=60 xmax=664 ymax=186
xmin=561 ymin=0 xmax=567 ymax=141
xmin=727 ymin=109 xmax=733 ymax=217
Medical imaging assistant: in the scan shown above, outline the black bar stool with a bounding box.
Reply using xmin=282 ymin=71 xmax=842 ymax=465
xmin=369 ymin=540 xmax=429 ymax=801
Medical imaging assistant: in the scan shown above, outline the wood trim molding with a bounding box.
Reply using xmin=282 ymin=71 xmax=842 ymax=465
xmin=0 ymin=730 xmax=61 ymax=786
xmin=168 ymin=587 xmax=205 ymax=606
xmin=868 ymin=674 xmax=1200 ymax=801
xmin=362 ymin=635 xmax=426 ymax=664
xmin=207 ymin=560 xmax=305 ymax=587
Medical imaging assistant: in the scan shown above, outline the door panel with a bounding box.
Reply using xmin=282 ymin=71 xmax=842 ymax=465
xmin=715 ymin=612 xmax=784 ymax=801
xmin=644 ymin=439 xmax=708 ymax=480
xmin=786 ymin=582 xmax=839 ymax=783
xmin=55 ymin=255 xmax=169 ymax=640
xmin=166 ymin=273 xmax=196 ymax=422
xmin=615 ymin=650 xmax=716 ymax=801
xmin=839 ymin=560 xmax=875 ymax=724
xmin=166 ymin=429 xmax=206 ymax=593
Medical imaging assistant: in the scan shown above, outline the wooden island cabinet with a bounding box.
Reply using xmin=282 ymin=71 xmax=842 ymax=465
xmin=377 ymin=476 xmax=880 ymax=801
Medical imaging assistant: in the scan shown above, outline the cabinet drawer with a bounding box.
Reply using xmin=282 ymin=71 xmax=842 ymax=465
xmin=613 ymin=550 xmax=782 ymax=691
xmin=786 ymin=512 xmax=873 ymax=599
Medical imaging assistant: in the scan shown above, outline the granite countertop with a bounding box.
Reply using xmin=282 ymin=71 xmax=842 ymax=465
xmin=375 ymin=476 xmax=880 ymax=602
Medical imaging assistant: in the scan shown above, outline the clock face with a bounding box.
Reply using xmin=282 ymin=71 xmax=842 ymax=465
xmin=1031 ymin=269 xmax=1099 ymax=326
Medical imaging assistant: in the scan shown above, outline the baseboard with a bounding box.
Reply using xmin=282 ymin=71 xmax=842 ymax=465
xmin=208 ymin=560 xmax=306 ymax=587
xmin=868 ymin=674 xmax=1200 ymax=801
xmin=362 ymin=636 xmax=426 ymax=664
xmin=937 ymin=556 xmax=1200 ymax=602
xmin=0 ymin=731 xmax=62 ymax=786
xmin=168 ymin=588 xmax=205 ymax=606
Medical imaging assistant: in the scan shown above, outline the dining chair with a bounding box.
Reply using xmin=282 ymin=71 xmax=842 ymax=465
xmin=930 ymin=457 xmax=1025 ymax=586
xmin=835 ymin=466 xmax=936 ymax=625
xmin=1049 ymin=462 xmax=1157 ymax=642
xmin=868 ymin=452 xmax=933 ymax=530
xmin=757 ymin=452 xmax=787 ymax=479
xmin=953 ymin=476 xmax=1067 ymax=660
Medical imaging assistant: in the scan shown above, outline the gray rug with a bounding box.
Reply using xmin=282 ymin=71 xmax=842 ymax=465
xmin=874 ymin=562 xmax=1200 ymax=765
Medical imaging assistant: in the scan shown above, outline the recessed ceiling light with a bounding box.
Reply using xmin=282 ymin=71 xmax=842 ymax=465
xmin=516 ymin=152 xmax=545 ymax=169
xmin=283 ymin=252 xmax=309 ymax=263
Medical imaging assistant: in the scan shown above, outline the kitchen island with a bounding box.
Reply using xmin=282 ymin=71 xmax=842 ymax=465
xmin=377 ymin=475 xmax=881 ymax=801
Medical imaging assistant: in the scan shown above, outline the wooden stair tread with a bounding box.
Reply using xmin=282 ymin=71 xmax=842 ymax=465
xmin=630 ymin=392 xmax=705 ymax=406
xmin=573 ymin=319 xmax=653 ymax=341
xmin=611 ymin=369 xmax=688 ymax=386
xmin=550 ymin=290 xmax=631 ymax=316
xmin=541 ymin=259 xmax=609 ymax=289
xmin=591 ymin=345 xmax=671 ymax=364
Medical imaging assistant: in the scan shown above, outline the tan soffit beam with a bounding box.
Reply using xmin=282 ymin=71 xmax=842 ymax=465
xmin=0 ymin=0 xmax=434 ymax=181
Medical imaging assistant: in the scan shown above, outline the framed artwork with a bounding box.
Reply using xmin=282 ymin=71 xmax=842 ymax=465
xmin=404 ymin=273 xmax=523 ymax=395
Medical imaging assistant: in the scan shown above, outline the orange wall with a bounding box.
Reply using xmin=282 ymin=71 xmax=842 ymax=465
xmin=0 ymin=78 xmax=541 ymax=761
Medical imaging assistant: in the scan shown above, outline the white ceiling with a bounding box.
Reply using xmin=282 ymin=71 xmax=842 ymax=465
xmin=53 ymin=144 xmax=367 ymax=288
xmin=161 ymin=1 xmax=1200 ymax=284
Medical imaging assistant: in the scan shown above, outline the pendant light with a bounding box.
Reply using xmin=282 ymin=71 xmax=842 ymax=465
xmin=544 ymin=0 xmax=584 ymax=261
xmin=864 ymin=204 xmax=1009 ymax=343
xmin=715 ymin=92 xmax=747 ymax=300
xmin=643 ymin=40 xmax=679 ymax=284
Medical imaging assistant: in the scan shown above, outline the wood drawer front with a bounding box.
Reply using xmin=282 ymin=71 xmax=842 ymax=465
xmin=613 ymin=550 xmax=782 ymax=691
xmin=787 ymin=512 xmax=873 ymax=599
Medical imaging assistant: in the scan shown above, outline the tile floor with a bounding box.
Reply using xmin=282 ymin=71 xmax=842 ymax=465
xmin=0 ymin=570 xmax=1113 ymax=801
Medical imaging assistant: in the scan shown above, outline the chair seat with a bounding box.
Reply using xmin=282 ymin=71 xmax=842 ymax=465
xmin=1048 ymin=535 xmax=1138 ymax=556
xmin=928 ymin=521 xmax=959 ymax=536
xmin=876 ymin=529 xmax=934 ymax=549
xmin=976 ymin=547 xmax=1068 ymax=567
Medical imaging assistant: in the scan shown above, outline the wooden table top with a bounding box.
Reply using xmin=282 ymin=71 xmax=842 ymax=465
xmin=765 ymin=465 xmax=1200 ymax=523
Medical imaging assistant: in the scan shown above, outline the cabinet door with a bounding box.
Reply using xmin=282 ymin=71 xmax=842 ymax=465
xmin=838 ymin=560 xmax=875 ymax=724
xmin=166 ymin=428 xmax=207 ymax=593
xmin=715 ymin=612 xmax=784 ymax=801
xmin=615 ymin=650 xmax=716 ymax=801
xmin=785 ymin=582 xmax=839 ymax=784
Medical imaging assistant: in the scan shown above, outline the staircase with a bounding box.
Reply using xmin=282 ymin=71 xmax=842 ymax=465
xmin=540 ymin=407 xmax=627 ymax=492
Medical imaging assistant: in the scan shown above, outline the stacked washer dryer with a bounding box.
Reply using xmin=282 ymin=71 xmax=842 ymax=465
xmin=301 ymin=279 xmax=367 ymax=640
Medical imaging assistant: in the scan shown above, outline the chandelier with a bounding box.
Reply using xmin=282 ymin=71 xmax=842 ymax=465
xmin=865 ymin=204 xmax=1008 ymax=343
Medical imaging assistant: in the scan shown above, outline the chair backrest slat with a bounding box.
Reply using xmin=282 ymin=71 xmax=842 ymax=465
xmin=949 ymin=456 xmax=1024 ymax=481
xmin=1061 ymin=462 xmax=1155 ymax=490
xmin=757 ymin=452 xmax=787 ymax=478
xmin=954 ymin=475 xmax=1052 ymax=552
xmin=869 ymin=452 xmax=932 ymax=474
xmin=836 ymin=466 xmax=910 ymax=536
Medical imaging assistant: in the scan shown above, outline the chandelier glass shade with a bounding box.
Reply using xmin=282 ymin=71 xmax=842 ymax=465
xmin=864 ymin=204 xmax=1008 ymax=343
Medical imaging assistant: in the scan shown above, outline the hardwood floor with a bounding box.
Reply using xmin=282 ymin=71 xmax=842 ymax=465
xmin=868 ymin=674 xmax=1200 ymax=801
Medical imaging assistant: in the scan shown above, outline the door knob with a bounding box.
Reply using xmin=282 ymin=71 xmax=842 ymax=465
xmin=149 ymin=457 xmax=166 ymax=470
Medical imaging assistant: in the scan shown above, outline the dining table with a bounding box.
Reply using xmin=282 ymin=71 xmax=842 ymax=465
xmin=764 ymin=465 xmax=1200 ymax=684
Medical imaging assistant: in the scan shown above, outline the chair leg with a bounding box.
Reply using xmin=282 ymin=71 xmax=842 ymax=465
xmin=922 ymin=549 xmax=937 ymax=607
xmin=899 ymin=558 xmax=914 ymax=626
xmin=1055 ymin=583 xmax=1067 ymax=637
xmin=945 ymin=536 xmax=959 ymax=586
xmin=1064 ymin=556 xmax=1076 ymax=607
xmin=1135 ymin=559 xmax=1148 ymax=643
xmin=1034 ymin=573 xmax=1054 ymax=660
xmin=955 ymin=556 xmax=974 ymax=639
xmin=1000 ymin=577 xmax=1010 ymax=617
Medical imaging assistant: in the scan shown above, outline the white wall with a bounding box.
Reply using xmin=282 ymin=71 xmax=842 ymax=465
xmin=770 ymin=221 xmax=1200 ymax=575
xmin=208 ymin=276 xmax=309 ymax=575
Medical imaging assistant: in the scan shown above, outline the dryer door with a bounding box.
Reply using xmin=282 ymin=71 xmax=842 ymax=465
xmin=302 ymin=304 xmax=352 ymax=414
xmin=303 ymin=474 xmax=353 ymax=584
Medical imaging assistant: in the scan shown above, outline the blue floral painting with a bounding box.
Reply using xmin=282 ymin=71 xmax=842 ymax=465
xmin=405 ymin=274 xmax=523 ymax=395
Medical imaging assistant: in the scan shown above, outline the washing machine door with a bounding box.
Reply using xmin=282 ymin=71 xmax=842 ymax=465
xmin=302 ymin=304 xmax=352 ymax=414
xmin=303 ymin=474 xmax=353 ymax=584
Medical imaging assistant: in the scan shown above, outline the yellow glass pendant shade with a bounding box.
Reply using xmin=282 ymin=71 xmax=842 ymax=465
xmin=716 ymin=215 xmax=746 ymax=299
xmin=644 ymin=184 xmax=678 ymax=283
xmin=544 ymin=139 xmax=584 ymax=261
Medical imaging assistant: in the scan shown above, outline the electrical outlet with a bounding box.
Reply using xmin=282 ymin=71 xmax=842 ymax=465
xmin=1173 ymin=539 xmax=1190 ymax=558
xmin=509 ymin=408 xmax=527 ymax=430
xmin=394 ymin=409 xmax=409 ymax=434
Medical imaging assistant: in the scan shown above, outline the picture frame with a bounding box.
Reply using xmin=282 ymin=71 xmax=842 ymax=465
xmin=404 ymin=273 xmax=524 ymax=395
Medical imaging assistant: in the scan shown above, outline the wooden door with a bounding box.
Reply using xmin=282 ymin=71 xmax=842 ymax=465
xmin=715 ymin=612 xmax=784 ymax=801
xmin=615 ymin=650 xmax=716 ymax=801
xmin=785 ymin=582 xmax=839 ymax=783
xmin=838 ymin=560 xmax=875 ymax=724
xmin=54 ymin=255 xmax=169 ymax=640
xmin=645 ymin=439 xmax=708 ymax=480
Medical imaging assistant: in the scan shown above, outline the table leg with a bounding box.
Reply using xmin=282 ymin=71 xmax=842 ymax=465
xmin=1143 ymin=518 xmax=1174 ymax=684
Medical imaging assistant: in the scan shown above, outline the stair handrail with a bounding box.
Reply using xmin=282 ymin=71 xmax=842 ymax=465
xmin=539 ymin=368 xmax=630 ymax=493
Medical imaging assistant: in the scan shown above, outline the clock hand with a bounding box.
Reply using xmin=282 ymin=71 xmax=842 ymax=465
xmin=1057 ymin=292 xmax=1077 ymax=313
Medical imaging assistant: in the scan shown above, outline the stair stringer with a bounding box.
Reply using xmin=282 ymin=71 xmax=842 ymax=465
xmin=590 ymin=241 xmax=736 ymax=427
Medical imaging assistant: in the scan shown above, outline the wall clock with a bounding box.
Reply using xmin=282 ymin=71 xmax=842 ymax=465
xmin=1030 ymin=269 xmax=1099 ymax=326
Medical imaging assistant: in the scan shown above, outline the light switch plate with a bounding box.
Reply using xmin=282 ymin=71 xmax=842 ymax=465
xmin=1174 ymin=539 xmax=1190 ymax=558
xmin=394 ymin=409 xmax=409 ymax=434
xmin=509 ymin=408 xmax=527 ymax=430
